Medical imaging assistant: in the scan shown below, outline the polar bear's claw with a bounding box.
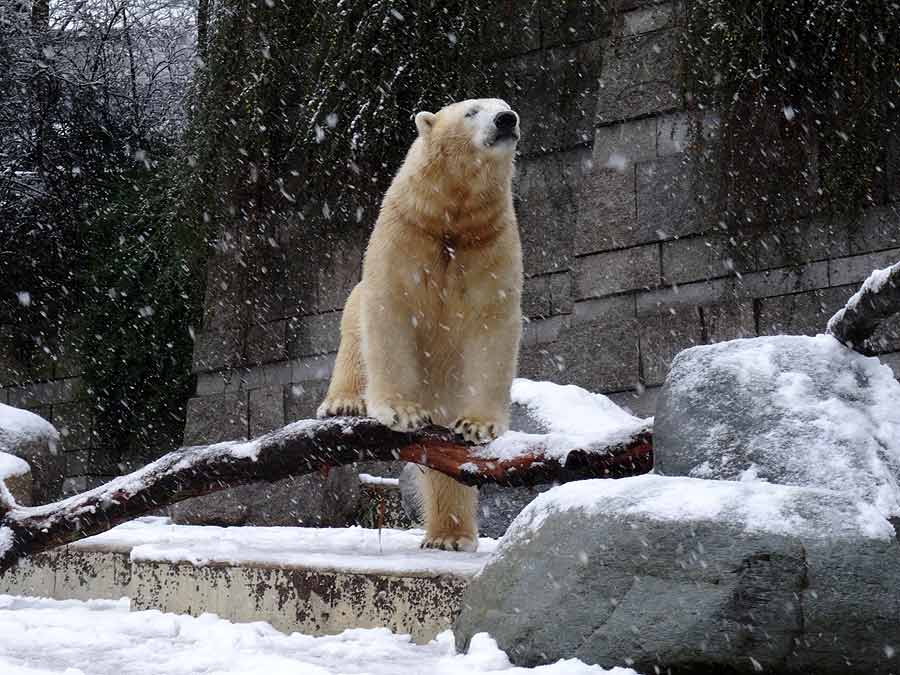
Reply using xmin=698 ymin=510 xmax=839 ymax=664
xmin=452 ymin=417 xmax=505 ymax=444
xmin=369 ymin=401 xmax=432 ymax=432
xmin=420 ymin=534 xmax=478 ymax=552
xmin=316 ymin=396 xmax=367 ymax=419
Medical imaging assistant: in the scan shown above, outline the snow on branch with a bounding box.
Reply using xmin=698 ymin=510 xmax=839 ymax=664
xmin=827 ymin=260 xmax=900 ymax=351
xmin=0 ymin=417 xmax=652 ymax=574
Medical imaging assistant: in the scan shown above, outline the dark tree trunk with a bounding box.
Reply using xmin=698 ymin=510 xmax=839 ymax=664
xmin=827 ymin=260 xmax=900 ymax=352
xmin=29 ymin=0 xmax=50 ymax=172
xmin=197 ymin=0 xmax=210 ymax=60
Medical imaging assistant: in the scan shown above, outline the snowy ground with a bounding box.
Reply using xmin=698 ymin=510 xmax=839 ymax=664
xmin=0 ymin=595 xmax=636 ymax=675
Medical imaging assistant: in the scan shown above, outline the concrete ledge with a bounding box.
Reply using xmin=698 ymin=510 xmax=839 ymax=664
xmin=0 ymin=546 xmax=133 ymax=602
xmin=0 ymin=551 xmax=60 ymax=598
xmin=130 ymin=560 xmax=468 ymax=643
xmin=0 ymin=521 xmax=493 ymax=643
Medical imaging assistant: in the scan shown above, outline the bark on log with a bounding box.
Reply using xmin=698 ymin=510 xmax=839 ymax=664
xmin=827 ymin=260 xmax=900 ymax=351
xmin=0 ymin=417 xmax=652 ymax=574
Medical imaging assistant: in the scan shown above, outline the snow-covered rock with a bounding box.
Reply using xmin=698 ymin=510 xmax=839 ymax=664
xmin=0 ymin=453 xmax=29 ymax=482
xmin=491 ymin=379 xmax=649 ymax=463
xmin=509 ymin=378 xmax=648 ymax=437
xmin=454 ymin=474 xmax=900 ymax=674
xmin=655 ymin=335 xmax=900 ymax=517
xmin=0 ymin=403 xmax=57 ymax=456
xmin=0 ymin=403 xmax=60 ymax=505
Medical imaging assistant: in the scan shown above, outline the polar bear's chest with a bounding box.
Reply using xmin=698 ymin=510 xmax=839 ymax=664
xmin=414 ymin=257 xmax=498 ymax=315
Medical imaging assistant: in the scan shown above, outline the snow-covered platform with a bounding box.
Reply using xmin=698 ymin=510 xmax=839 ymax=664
xmin=0 ymin=518 xmax=497 ymax=643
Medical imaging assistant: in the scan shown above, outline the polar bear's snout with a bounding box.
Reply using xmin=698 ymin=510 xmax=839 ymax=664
xmin=487 ymin=109 xmax=520 ymax=147
xmin=494 ymin=111 xmax=518 ymax=130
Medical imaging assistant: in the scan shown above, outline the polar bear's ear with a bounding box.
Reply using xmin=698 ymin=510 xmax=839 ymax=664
xmin=415 ymin=111 xmax=436 ymax=137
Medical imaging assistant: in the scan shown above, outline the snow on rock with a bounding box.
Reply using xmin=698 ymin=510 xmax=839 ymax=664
xmin=72 ymin=517 xmax=497 ymax=578
xmin=482 ymin=379 xmax=650 ymax=463
xmin=496 ymin=475 xmax=895 ymax=555
xmin=0 ymin=595 xmax=632 ymax=675
xmin=0 ymin=403 xmax=58 ymax=457
xmin=510 ymin=379 xmax=648 ymax=435
xmin=655 ymin=334 xmax=900 ymax=517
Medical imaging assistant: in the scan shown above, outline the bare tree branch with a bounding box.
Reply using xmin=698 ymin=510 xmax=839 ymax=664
xmin=827 ymin=260 xmax=900 ymax=351
xmin=0 ymin=417 xmax=653 ymax=574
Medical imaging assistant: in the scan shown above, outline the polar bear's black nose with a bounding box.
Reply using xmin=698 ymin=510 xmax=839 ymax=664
xmin=494 ymin=111 xmax=518 ymax=129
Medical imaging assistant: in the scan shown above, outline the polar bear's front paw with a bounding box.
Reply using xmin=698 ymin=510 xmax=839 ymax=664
xmin=451 ymin=417 xmax=507 ymax=444
xmin=368 ymin=400 xmax=433 ymax=431
xmin=316 ymin=396 xmax=367 ymax=419
xmin=420 ymin=533 xmax=478 ymax=552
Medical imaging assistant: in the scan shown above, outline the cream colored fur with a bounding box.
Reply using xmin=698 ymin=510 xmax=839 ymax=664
xmin=317 ymin=99 xmax=523 ymax=552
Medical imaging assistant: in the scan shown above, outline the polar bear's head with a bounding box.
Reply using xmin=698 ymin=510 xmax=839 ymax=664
xmin=413 ymin=98 xmax=520 ymax=160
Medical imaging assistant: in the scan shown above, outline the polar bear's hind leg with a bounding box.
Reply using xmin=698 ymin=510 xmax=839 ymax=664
xmin=418 ymin=468 xmax=479 ymax=552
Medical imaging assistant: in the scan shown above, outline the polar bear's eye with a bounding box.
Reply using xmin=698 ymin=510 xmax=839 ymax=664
xmin=464 ymin=108 xmax=479 ymax=118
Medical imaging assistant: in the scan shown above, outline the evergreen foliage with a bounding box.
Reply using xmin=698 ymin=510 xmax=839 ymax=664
xmin=0 ymin=2 xmax=202 ymax=465
xmin=681 ymin=0 xmax=900 ymax=226
xmin=189 ymin=0 xmax=499 ymax=251
xmin=76 ymin=151 xmax=206 ymax=467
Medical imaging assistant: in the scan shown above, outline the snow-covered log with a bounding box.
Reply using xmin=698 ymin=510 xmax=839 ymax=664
xmin=827 ymin=260 xmax=900 ymax=350
xmin=0 ymin=417 xmax=652 ymax=573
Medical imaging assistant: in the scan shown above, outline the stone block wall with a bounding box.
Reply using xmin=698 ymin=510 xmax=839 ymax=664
xmin=515 ymin=3 xmax=900 ymax=416
xmin=184 ymin=0 xmax=900 ymax=441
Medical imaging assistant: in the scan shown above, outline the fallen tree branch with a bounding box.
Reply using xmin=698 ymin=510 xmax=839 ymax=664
xmin=0 ymin=417 xmax=652 ymax=573
xmin=827 ymin=259 xmax=900 ymax=351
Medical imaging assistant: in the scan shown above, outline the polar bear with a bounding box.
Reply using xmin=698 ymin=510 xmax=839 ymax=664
xmin=316 ymin=98 xmax=523 ymax=552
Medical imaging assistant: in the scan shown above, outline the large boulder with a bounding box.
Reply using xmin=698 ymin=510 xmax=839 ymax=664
xmin=0 ymin=403 xmax=61 ymax=504
xmin=454 ymin=474 xmax=900 ymax=674
xmin=655 ymin=335 xmax=900 ymax=517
